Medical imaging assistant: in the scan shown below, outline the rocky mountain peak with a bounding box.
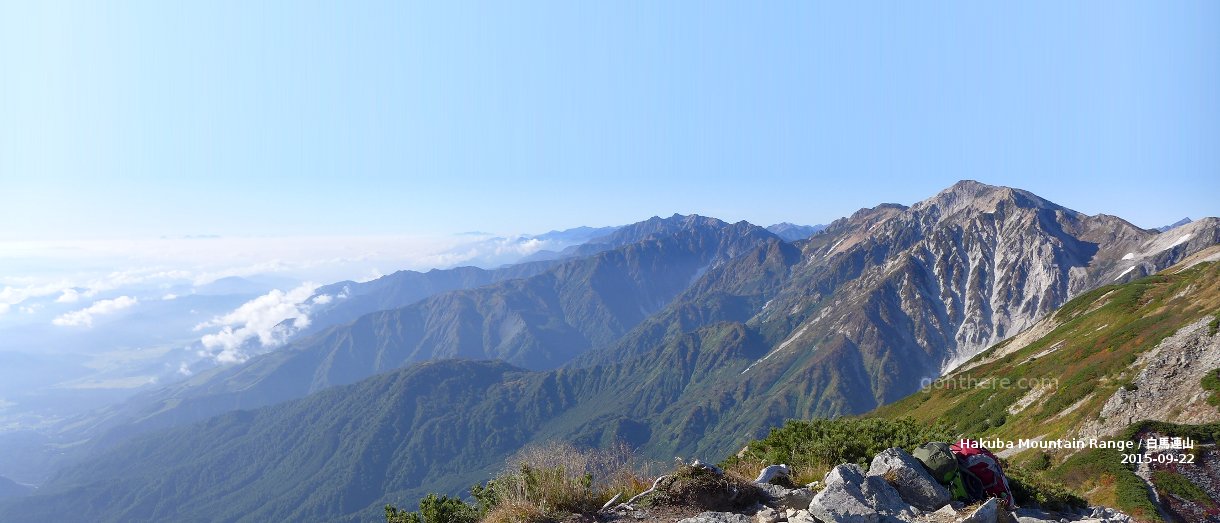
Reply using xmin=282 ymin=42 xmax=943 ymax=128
xmin=1155 ymin=217 xmax=1193 ymax=232
xmin=910 ymin=180 xmax=1067 ymax=226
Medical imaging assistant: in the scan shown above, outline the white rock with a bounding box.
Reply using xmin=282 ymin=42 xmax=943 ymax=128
xmin=756 ymin=464 xmax=792 ymax=484
xmin=960 ymin=498 xmax=999 ymax=523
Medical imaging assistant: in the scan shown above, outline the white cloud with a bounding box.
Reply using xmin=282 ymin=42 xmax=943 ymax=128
xmin=52 ymin=296 xmax=139 ymax=327
xmin=177 ymin=362 xmax=193 ymax=376
xmin=162 ymin=293 xmax=178 ymax=300
xmin=195 ymin=283 xmax=319 ymax=364
xmin=0 ymin=279 xmax=73 ymax=312
xmin=311 ymin=294 xmax=333 ymax=305
xmin=421 ymin=236 xmax=563 ymax=268
xmin=0 ymin=232 xmax=597 ymax=330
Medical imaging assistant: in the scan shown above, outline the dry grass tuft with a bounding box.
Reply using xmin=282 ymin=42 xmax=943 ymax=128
xmin=722 ymin=457 xmax=824 ymax=487
xmin=481 ymin=500 xmax=551 ymax=523
xmin=488 ymin=441 xmax=654 ymax=519
xmin=643 ymin=464 xmax=764 ymax=512
xmin=882 ymin=468 xmax=900 ymax=486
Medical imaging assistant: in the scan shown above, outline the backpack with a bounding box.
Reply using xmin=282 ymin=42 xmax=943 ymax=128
xmin=950 ymin=439 xmax=1015 ymax=510
xmin=912 ymin=442 xmax=973 ymax=505
xmin=912 ymin=442 xmax=958 ymax=484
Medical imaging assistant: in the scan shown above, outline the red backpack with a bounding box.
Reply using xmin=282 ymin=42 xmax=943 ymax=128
xmin=950 ymin=439 xmax=1015 ymax=510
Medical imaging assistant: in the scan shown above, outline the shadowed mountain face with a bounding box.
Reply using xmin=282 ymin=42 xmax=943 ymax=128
xmin=295 ymin=262 xmax=563 ymax=339
xmin=291 ymin=225 xmax=646 ymax=339
xmin=296 ymin=226 xmax=642 ymax=337
xmin=5 ymin=182 xmax=1220 ymax=523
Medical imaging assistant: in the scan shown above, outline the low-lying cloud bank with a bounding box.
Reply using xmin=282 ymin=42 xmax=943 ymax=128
xmin=195 ymin=283 xmax=322 ymax=364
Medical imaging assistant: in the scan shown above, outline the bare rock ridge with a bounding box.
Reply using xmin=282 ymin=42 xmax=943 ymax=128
xmin=1155 ymin=217 xmax=1192 ymax=233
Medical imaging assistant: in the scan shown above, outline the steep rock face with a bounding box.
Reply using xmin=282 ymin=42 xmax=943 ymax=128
xmin=712 ymin=182 xmax=1217 ymax=413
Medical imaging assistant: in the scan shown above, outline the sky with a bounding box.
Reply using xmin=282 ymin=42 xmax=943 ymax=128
xmin=1 ymin=1 xmax=1217 ymax=243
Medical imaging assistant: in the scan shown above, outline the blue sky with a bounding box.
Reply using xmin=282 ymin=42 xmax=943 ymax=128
xmin=1 ymin=1 xmax=1216 ymax=241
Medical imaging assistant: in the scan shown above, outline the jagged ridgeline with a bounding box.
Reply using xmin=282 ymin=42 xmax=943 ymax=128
xmin=2 ymin=182 xmax=1219 ymax=523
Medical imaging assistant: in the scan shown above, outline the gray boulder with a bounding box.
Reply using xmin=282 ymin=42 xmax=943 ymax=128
xmin=754 ymin=506 xmax=781 ymax=523
xmin=755 ymin=479 xmax=814 ymax=511
xmin=755 ymin=482 xmax=788 ymax=500
xmin=787 ymin=510 xmax=818 ymax=523
xmin=756 ymin=482 xmax=815 ymax=511
xmin=809 ymin=464 xmax=917 ymax=523
xmin=867 ymin=447 xmax=951 ymax=512
xmin=960 ymin=498 xmax=999 ymax=523
xmin=775 ymin=487 xmax=814 ymax=510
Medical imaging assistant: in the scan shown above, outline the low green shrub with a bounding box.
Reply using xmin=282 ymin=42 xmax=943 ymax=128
xmin=723 ymin=417 xmax=952 ymax=476
xmin=1005 ymin=466 xmax=1086 ymax=511
xmin=385 ymin=494 xmax=478 ymax=523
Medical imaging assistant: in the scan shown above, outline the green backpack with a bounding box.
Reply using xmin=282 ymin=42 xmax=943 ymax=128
xmin=912 ymin=442 xmax=957 ymax=483
xmin=912 ymin=442 xmax=974 ymax=504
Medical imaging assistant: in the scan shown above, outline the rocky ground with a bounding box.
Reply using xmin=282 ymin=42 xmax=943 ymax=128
xmin=595 ymin=450 xmax=1132 ymax=523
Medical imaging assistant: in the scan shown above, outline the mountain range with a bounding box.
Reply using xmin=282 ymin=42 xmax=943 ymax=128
xmin=2 ymin=181 xmax=1218 ymax=522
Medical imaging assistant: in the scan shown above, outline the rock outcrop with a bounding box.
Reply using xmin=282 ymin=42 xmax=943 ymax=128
xmin=867 ymin=448 xmax=952 ymax=512
xmin=607 ymin=451 xmax=1135 ymax=523
xmin=808 ymin=463 xmax=917 ymax=522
